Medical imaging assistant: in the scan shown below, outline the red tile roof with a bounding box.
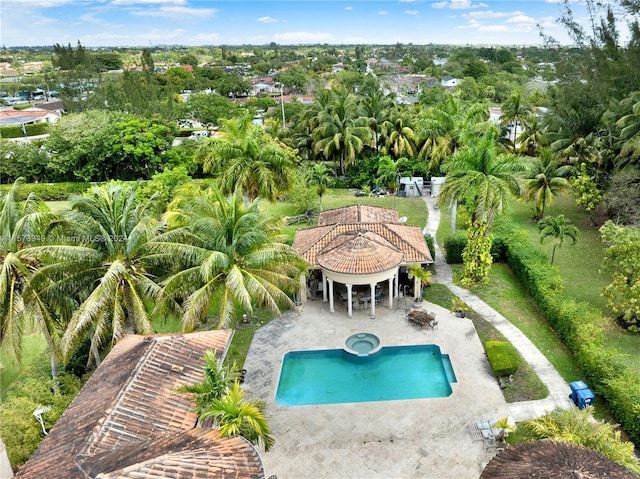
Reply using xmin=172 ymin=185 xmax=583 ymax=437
xmin=16 ymin=331 xmax=265 ymax=479
xmin=317 ymin=231 xmax=403 ymax=274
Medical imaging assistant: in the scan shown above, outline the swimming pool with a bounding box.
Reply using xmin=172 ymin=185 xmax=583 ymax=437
xmin=275 ymin=344 xmax=456 ymax=406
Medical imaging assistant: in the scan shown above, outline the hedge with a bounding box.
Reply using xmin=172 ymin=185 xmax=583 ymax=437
xmin=486 ymin=341 xmax=520 ymax=377
xmin=424 ymin=234 xmax=436 ymax=261
xmin=498 ymin=218 xmax=640 ymax=446
xmin=0 ymin=122 xmax=50 ymax=139
xmin=0 ymin=181 xmax=91 ymax=201
xmin=444 ymin=233 xmax=467 ymax=263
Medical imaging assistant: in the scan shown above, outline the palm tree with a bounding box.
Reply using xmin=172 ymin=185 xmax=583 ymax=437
xmin=31 ymin=182 xmax=162 ymax=365
xmin=436 ymin=127 xmax=526 ymax=234
xmin=197 ymin=115 xmax=298 ymax=202
xmin=307 ymin=163 xmax=332 ymax=211
xmin=376 ymin=155 xmax=408 ymax=194
xmin=538 ymin=214 xmax=578 ymax=265
xmin=415 ymin=93 xmax=488 ymax=174
xmin=500 ymin=91 xmax=532 ymax=148
xmin=153 ymin=186 xmax=306 ymax=330
xmin=522 ymin=406 xmax=640 ymax=475
xmin=0 ymin=178 xmax=63 ymax=380
xmin=312 ymin=88 xmax=372 ymax=176
xmin=200 ymin=381 xmax=275 ymax=451
xmin=523 ymin=148 xmax=573 ymax=220
xmin=176 ymin=349 xmax=240 ymax=415
xmin=359 ymin=79 xmax=395 ymax=155
xmin=382 ymin=112 xmax=417 ymax=159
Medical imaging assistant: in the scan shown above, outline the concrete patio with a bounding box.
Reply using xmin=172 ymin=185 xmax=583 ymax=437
xmin=243 ymin=297 xmax=512 ymax=478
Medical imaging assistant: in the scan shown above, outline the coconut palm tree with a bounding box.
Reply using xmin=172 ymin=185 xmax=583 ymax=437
xmin=176 ymin=349 xmax=240 ymax=416
xmin=359 ymin=79 xmax=395 ymax=155
xmin=382 ymin=112 xmax=417 ymax=159
xmin=0 ymin=178 xmax=63 ymax=379
xmin=500 ymin=91 xmax=532 ymax=149
xmin=197 ymin=115 xmax=298 ymax=203
xmin=538 ymin=214 xmax=578 ymax=265
xmin=415 ymin=93 xmax=488 ymax=174
xmin=436 ymin=126 xmax=526 ymax=233
xmin=200 ymin=381 xmax=275 ymax=451
xmin=376 ymin=155 xmax=408 ymax=194
xmin=152 ymin=186 xmax=306 ymax=330
xmin=31 ymin=182 xmax=162 ymax=365
xmin=523 ymin=148 xmax=573 ymax=220
xmin=312 ymin=88 xmax=372 ymax=176
xmin=307 ymin=163 xmax=332 ymax=211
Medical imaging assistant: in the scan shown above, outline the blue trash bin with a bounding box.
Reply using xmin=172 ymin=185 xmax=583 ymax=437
xmin=569 ymin=381 xmax=594 ymax=409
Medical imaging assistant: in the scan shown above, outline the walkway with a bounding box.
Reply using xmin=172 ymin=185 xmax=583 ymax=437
xmin=421 ymin=194 xmax=573 ymax=421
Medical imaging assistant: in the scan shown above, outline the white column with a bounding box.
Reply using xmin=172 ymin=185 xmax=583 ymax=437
xmin=370 ymin=283 xmax=376 ymax=319
xmin=388 ymin=276 xmax=394 ymax=309
xmin=395 ymin=271 xmax=400 ymax=298
xmin=322 ymin=271 xmax=328 ymax=302
xmin=328 ymin=278 xmax=335 ymax=313
xmin=300 ymin=273 xmax=307 ymax=304
xmin=346 ymin=283 xmax=353 ymax=317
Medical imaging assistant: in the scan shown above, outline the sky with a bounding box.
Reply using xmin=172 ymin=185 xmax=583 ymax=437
xmin=1 ymin=0 xmax=596 ymax=48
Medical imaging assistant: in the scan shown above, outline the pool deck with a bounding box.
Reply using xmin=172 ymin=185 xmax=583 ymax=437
xmin=243 ymin=299 xmax=510 ymax=479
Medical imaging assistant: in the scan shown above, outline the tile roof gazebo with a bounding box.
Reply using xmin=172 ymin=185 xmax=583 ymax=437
xmin=292 ymin=204 xmax=433 ymax=318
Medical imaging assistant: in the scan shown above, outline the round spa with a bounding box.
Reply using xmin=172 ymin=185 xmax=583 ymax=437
xmin=344 ymin=333 xmax=381 ymax=357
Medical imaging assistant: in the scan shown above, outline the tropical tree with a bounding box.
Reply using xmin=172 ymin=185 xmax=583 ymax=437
xmin=359 ymin=78 xmax=395 ymax=154
xmin=0 ymin=178 xmax=62 ymax=377
xmin=153 ymin=186 xmax=306 ymax=330
xmin=376 ymin=155 xmax=408 ymax=194
xmin=200 ymin=381 xmax=274 ymax=451
xmin=381 ymin=112 xmax=417 ymax=159
xmin=307 ymin=163 xmax=333 ymax=211
xmin=522 ymin=148 xmax=573 ymax=220
xmin=522 ymin=406 xmax=640 ymax=475
xmin=176 ymin=349 xmax=240 ymax=415
xmin=30 ymin=182 xmax=162 ymax=365
xmin=538 ymin=214 xmax=578 ymax=265
xmin=196 ymin=115 xmax=298 ymax=202
xmin=500 ymin=91 xmax=532 ymax=148
xmin=312 ymin=88 xmax=372 ymax=176
xmin=415 ymin=92 xmax=488 ymax=174
xmin=599 ymin=220 xmax=640 ymax=331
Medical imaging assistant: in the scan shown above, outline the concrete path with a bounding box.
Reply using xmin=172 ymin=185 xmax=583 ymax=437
xmin=421 ymin=195 xmax=573 ymax=421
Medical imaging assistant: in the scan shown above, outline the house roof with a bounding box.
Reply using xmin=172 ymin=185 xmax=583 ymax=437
xmin=16 ymin=330 xmax=265 ymax=479
xmin=293 ymin=205 xmax=432 ymax=271
xmin=317 ymin=231 xmax=403 ymax=275
xmin=480 ymin=440 xmax=638 ymax=479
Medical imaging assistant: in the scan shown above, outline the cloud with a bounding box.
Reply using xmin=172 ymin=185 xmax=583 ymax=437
xmin=463 ymin=10 xmax=523 ymax=20
xmin=110 ymin=0 xmax=187 ymax=5
xmin=378 ymin=10 xmax=388 ymax=15
xmin=506 ymin=14 xmax=537 ymax=25
xmin=273 ymin=31 xmax=333 ymax=43
xmin=405 ymin=9 xmax=419 ymax=15
xmin=344 ymin=6 xmax=353 ymax=10
xmin=130 ymin=5 xmax=217 ymax=18
xmin=432 ymin=0 xmax=488 ymax=10
xmin=2 ymin=0 xmax=73 ymax=6
xmin=258 ymin=16 xmax=277 ymax=23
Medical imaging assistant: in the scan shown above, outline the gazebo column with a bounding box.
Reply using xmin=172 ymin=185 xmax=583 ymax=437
xmin=299 ymin=273 xmax=307 ymax=304
xmin=328 ymin=278 xmax=335 ymax=313
xmin=346 ymin=283 xmax=353 ymax=317
xmin=322 ymin=271 xmax=328 ymax=302
xmin=395 ymin=271 xmax=400 ymax=299
xmin=370 ymin=283 xmax=376 ymax=319
xmin=388 ymin=276 xmax=394 ymax=309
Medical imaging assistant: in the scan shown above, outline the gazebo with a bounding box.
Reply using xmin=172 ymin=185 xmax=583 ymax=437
xmin=292 ymin=204 xmax=433 ymax=318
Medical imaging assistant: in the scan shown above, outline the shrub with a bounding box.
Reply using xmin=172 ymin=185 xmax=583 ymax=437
xmin=486 ymin=341 xmax=520 ymax=377
xmin=0 ymin=181 xmax=91 ymax=201
xmin=424 ymin=234 xmax=436 ymax=261
xmin=444 ymin=233 xmax=467 ymax=263
xmin=0 ymin=122 xmax=50 ymax=139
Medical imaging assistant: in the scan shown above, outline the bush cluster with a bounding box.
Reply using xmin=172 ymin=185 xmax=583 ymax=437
xmin=444 ymin=233 xmax=467 ymax=263
xmin=424 ymin=234 xmax=436 ymax=261
xmin=498 ymin=218 xmax=640 ymax=446
xmin=485 ymin=340 xmax=520 ymax=377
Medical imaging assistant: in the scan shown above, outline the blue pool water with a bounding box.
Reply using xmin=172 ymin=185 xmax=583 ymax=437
xmin=275 ymin=344 xmax=456 ymax=406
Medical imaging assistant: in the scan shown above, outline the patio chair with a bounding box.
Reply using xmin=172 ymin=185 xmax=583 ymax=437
xmin=430 ymin=320 xmax=439 ymax=330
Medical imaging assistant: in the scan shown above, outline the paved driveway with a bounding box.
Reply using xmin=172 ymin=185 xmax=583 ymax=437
xmin=243 ymin=298 xmax=511 ymax=479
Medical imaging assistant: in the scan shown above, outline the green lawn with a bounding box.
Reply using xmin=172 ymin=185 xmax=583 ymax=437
xmin=1 ymin=333 xmax=47 ymax=400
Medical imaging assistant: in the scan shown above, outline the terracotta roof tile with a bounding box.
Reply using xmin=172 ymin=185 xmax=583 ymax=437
xmin=14 ymin=330 xmax=263 ymax=479
xmin=317 ymin=204 xmax=398 ymax=226
xmin=317 ymin=231 xmax=403 ymax=274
